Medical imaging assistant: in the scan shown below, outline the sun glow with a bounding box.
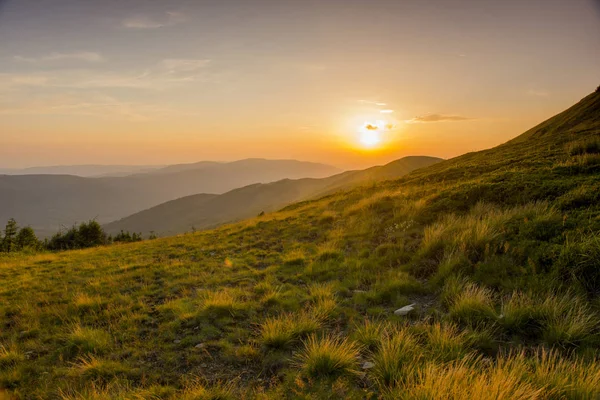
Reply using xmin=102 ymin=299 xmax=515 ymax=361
xmin=359 ymin=130 xmax=382 ymax=148
xmin=357 ymin=119 xmax=396 ymax=149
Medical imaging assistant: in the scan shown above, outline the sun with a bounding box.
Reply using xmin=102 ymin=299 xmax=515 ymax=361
xmin=359 ymin=130 xmax=382 ymax=148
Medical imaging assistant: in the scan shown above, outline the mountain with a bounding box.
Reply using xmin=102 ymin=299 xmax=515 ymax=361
xmin=0 ymin=159 xmax=340 ymax=237
xmin=104 ymin=156 xmax=442 ymax=236
xmin=2 ymin=91 xmax=600 ymax=398
xmin=0 ymin=164 xmax=162 ymax=177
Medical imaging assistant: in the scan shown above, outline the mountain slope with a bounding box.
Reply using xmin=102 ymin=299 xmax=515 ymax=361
xmin=0 ymin=159 xmax=340 ymax=237
xmin=104 ymin=156 xmax=442 ymax=235
xmin=1 ymin=91 xmax=599 ymax=398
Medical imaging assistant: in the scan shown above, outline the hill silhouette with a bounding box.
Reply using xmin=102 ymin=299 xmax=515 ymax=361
xmin=0 ymin=91 xmax=599 ymax=398
xmin=103 ymin=156 xmax=442 ymax=236
xmin=0 ymin=159 xmax=340 ymax=237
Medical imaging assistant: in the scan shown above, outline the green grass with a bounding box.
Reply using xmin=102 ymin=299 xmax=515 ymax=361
xmin=294 ymin=334 xmax=361 ymax=379
xmin=0 ymin=91 xmax=599 ymax=398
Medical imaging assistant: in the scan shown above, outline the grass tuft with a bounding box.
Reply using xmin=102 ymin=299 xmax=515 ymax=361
xmin=294 ymin=334 xmax=361 ymax=379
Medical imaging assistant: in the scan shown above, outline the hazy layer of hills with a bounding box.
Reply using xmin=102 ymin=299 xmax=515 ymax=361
xmin=104 ymin=156 xmax=442 ymax=236
xmin=0 ymin=164 xmax=162 ymax=177
xmin=0 ymin=159 xmax=340 ymax=237
xmin=2 ymin=91 xmax=598 ymax=398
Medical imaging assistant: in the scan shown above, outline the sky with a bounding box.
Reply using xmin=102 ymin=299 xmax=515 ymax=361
xmin=1 ymin=0 xmax=599 ymax=170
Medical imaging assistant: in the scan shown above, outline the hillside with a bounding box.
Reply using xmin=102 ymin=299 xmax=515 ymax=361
xmin=0 ymin=92 xmax=599 ymax=399
xmin=0 ymin=159 xmax=340 ymax=237
xmin=103 ymin=156 xmax=442 ymax=236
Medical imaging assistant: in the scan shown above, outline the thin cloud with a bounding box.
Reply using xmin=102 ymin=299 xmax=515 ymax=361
xmin=122 ymin=11 xmax=186 ymax=29
xmin=160 ymin=59 xmax=211 ymax=73
xmin=14 ymin=52 xmax=105 ymax=63
xmin=405 ymin=113 xmax=473 ymax=123
xmin=358 ymin=100 xmax=387 ymax=106
xmin=380 ymin=109 xmax=394 ymax=114
xmin=365 ymin=124 xmax=379 ymax=130
xmin=0 ymin=93 xmax=182 ymax=121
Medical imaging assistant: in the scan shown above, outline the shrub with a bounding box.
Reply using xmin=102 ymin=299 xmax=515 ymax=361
xmin=295 ymin=334 xmax=361 ymax=379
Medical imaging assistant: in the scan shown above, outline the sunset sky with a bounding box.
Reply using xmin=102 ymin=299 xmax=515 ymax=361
xmin=1 ymin=0 xmax=599 ymax=169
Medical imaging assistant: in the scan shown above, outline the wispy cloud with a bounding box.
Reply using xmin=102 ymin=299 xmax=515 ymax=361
xmin=358 ymin=100 xmax=387 ymax=106
xmin=0 ymin=92 xmax=181 ymax=121
xmin=405 ymin=113 xmax=473 ymax=123
xmin=380 ymin=109 xmax=394 ymax=114
xmin=160 ymin=59 xmax=211 ymax=73
xmin=0 ymin=58 xmax=214 ymax=91
xmin=14 ymin=52 xmax=105 ymax=63
xmin=122 ymin=11 xmax=186 ymax=29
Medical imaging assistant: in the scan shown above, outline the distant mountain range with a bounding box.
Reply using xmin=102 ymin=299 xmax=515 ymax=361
xmin=0 ymin=159 xmax=341 ymax=237
xmin=103 ymin=156 xmax=442 ymax=236
xmin=0 ymin=165 xmax=163 ymax=177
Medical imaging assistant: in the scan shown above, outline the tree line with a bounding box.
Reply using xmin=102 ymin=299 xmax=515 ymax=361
xmin=0 ymin=218 xmax=152 ymax=253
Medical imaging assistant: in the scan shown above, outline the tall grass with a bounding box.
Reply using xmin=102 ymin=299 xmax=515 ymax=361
xmin=294 ymin=334 xmax=361 ymax=379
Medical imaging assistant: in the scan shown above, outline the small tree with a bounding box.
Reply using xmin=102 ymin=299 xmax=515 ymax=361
xmin=16 ymin=227 xmax=39 ymax=250
xmin=596 ymin=85 xmax=600 ymax=93
xmin=2 ymin=218 xmax=18 ymax=253
xmin=77 ymin=220 xmax=107 ymax=248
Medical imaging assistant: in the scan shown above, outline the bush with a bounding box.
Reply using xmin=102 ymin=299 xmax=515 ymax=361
xmin=46 ymin=220 xmax=108 ymax=251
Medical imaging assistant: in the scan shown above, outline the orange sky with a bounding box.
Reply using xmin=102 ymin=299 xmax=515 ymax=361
xmin=1 ymin=0 xmax=599 ymax=169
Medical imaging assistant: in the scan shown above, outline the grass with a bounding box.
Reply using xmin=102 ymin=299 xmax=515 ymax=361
xmin=447 ymin=283 xmax=497 ymax=326
xmin=0 ymin=92 xmax=599 ymax=397
xmin=259 ymin=310 xmax=323 ymax=349
xmin=294 ymin=334 xmax=361 ymax=379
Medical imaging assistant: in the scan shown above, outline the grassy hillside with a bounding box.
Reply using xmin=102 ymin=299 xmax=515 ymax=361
xmin=0 ymin=159 xmax=340 ymax=238
xmin=0 ymin=92 xmax=599 ymax=399
xmin=104 ymin=156 xmax=442 ymax=236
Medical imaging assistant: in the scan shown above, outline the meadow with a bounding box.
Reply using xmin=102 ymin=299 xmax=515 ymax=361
xmin=0 ymin=92 xmax=599 ymax=399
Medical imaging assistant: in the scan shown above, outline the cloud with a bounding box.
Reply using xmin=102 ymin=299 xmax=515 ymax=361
xmin=0 ymin=92 xmax=181 ymax=121
xmin=160 ymin=59 xmax=211 ymax=73
xmin=14 ymin=52 xmax=105 ymax=63
xmin=365 ymin=124 xmax=379 ymax=130
xmin=358 ymin=100 xmax=387 ymax=106
xmin=405 ymin=113 xmax=473 ymax=123
xmin=0 ymin=57 xmax=214 ymax=91
xmin=122 ymin=11 xmax=186 ymax=29
xmin=380 ymin=109 xmax=394 ymax=114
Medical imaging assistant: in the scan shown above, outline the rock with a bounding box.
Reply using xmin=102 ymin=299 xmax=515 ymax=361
xmin=201 ymin=363 xmax=208 ymax=368
xmin=174 ymin=339 xmax=181 ymax=344
xmin=362 ymin=361 xmax=375 ymax=369
xmin=394 ymin=303 xmax=416 ymax=316
xmin=195 ymin=343 xmax=205 ymax=349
